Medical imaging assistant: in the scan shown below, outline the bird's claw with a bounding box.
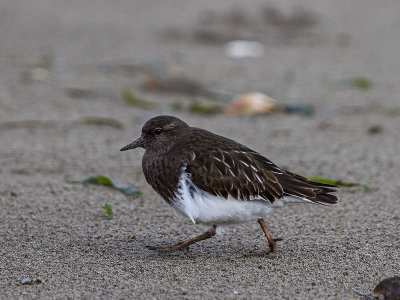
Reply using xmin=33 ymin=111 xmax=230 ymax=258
xmin=245 ymin=237 xmax=283 ymax=257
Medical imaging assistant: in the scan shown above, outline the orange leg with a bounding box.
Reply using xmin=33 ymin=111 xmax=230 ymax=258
xmin=146 ymin=225 xmax=217 ymax=253
xmin=248 ymin=218 xmax=282 ymax=256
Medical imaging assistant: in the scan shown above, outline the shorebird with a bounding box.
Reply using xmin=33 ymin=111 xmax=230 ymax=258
xmin=121 ymin=115 xmax=338 ymax=255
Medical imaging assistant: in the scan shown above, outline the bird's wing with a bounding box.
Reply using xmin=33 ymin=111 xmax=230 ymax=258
xmin=185 ymin=147 xmax=284 ymax=203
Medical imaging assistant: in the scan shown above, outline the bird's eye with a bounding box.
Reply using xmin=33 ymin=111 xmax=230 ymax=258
xmin=153 ymin=128 xmax=162 ymax=135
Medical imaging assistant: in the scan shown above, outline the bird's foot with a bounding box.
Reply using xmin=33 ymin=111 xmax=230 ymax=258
xmin=146 ymin=225 xmax=217 ymax=254
xmin=146 ymin=241 xmax=191 ymax=253
xmin=246 ymin=238 xmax=283 ymax=257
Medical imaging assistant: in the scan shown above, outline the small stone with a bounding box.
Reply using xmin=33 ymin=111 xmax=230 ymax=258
xmin=368 ymin=125 xmax=383 ymax=135
xmin=21 ymin=278 xmax=32 ymax=285
xmin=374 ymin=276 xmax=400 ymax=300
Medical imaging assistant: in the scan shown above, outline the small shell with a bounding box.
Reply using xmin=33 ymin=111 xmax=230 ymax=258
xmin=225 ymin=40 xmax=265 ymax=58
xmin=225 ymin=93 xmax=283 ymax=116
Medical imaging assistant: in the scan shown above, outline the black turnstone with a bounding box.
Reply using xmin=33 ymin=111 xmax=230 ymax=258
xmin=121 ymin=115 xmax=339 ymax=255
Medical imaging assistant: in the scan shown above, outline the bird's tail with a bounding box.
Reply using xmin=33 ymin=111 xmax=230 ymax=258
xmin=277 ymin=170 xmax=339 ymax=205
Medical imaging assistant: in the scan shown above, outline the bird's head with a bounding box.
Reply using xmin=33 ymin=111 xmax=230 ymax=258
xmin=120 ymin=115 xmax=189 ymax=153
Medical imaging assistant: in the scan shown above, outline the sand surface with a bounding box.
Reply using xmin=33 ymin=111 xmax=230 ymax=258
xmin=0 ymin=1 xmax=399 ymax=299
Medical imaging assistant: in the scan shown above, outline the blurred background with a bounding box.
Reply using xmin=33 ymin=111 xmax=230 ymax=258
xmin=1 ymin=1 xmax=399 ymax=299
xmin=2 ymin=0 xmax=400 ymax=181
xmin=1 ymin=0 xmax=399 ymax=122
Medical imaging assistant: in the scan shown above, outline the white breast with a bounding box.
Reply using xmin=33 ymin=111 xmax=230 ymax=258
xmin=171 ymin=172 xmax=298 ymax=225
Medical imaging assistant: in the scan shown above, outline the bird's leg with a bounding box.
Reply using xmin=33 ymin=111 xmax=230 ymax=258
xmin=248 ymin=218 xmax=282 ymax=256
xmin=146 ymin=224 xmax=217 ymax=253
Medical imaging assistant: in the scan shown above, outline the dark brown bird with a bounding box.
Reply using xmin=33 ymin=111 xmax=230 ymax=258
xmin=121 ymin=115 xmax=339 ymax=255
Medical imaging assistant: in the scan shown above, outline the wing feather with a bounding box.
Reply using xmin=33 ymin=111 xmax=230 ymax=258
xmin=186 ymin=148 xmax=284 ymax=203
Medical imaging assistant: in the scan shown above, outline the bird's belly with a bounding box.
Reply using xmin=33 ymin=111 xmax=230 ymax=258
xmin=174 ymin=194 xmax=274 ymax=225
xmin=171 ymin=177 xmax=275 ymax=225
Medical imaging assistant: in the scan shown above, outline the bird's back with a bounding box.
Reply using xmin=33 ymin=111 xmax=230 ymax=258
xmin=180 ymin=127 xmax=338 ymax=205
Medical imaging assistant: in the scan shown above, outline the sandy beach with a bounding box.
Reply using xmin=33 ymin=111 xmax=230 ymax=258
xmin=0 ymin=1 xmax=399 ymax=299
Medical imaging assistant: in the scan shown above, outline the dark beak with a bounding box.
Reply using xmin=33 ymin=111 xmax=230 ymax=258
xmin=120 ymin=136 xmax=144 ymax=151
